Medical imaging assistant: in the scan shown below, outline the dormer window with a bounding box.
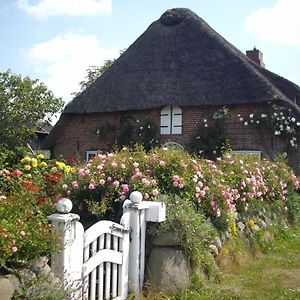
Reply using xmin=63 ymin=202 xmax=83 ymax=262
xmin=160 ymin=106 xmax=182 ymax=135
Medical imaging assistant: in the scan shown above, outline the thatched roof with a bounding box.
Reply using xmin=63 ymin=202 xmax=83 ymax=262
xmin=64 ymin=8 xmax=300 ymax=115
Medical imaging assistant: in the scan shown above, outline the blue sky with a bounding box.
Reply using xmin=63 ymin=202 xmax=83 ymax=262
xmin=1 ymin=0 xmax=299 ymax=106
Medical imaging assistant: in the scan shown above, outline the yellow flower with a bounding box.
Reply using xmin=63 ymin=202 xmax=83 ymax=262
xmin=248 ymin=219 xmax=255 ymax=227
xmin=56 ymin=161 xmax=65 ymax=170
xmin=37 ymin=153 xmax=45 ymax=159
xmin=20 ymin=156 xmax=31 ymax=164
xmin=64 ymin=165 xmax=71 ymax=173
xmin=230 ymin=222 xmax=237 ymax=237
xmin=70 ymin=167 xmax=76 ymax=173
xmin=40 ymin=162 xmax=47 ymax=168
xmin=24 ymin=165 xmax=31 ymax=171
xmin=31 ymin=158 xmax=38 ymax=168
xmin=221 ymin=247 xmax=229 ymax=256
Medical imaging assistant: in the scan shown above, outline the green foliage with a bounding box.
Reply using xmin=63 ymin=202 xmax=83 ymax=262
xmin=74 ymin=49 xmax=125 ymax=95
xmin=95 ymin=114 xmax=160 ymax=151
xmin=0 ymin=146 xmax=29 ymax=171
xmin=190 ymin=110 xmax=231 ymax=159
xmin=1 ymin=148 xmax=299 ymax=271
xmin=13 ymin=274 xmax=67 ymax=300
xmin=237 ymin=102 xmax=300 ymax=151
xmin=0 ymin=70 xmax=63 ymax=151
xmin=149 ymin=194 xmax=217 ymax=269
xmin=0 ymin=190 xmax=60 ymax=267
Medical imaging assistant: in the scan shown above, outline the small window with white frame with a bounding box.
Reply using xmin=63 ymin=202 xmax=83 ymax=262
xmin=160 ymin=106 xmax=182 ymax=135
xmin=86 ymin=150 xmax=99 ymax=161
xmin=231 ymin=150 xmax=262 ymax=160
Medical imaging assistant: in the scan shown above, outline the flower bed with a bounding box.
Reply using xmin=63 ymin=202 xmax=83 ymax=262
xmin=0 ymin=148 xmax=299 ymax=271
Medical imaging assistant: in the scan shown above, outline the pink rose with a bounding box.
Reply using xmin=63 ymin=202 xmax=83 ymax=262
xmin=11 ymin=169 xmax=22 ymax=177
xmin=20 ymin=230 xmax=26 ymax=237
xmin=113 ymin=181 xmax=119 ymax=187
xmin=152 ymin=189 xmax=159 ymax=196
xmin=11 ymin=246 xmax=18 ymax=253
xmin=172 ymin=175 xmax=179 ymax=182
xmin=173 ymin=181 xmax=179 ymax=187
xmin=199 ymin=190 xmax=206 ymax=197
xmin=121 ymin=184 xmax=129 ymax=193
xmin=72 ymin=181 xmax=79 ymax=189
xmin=142 ymin=178 xmax=150 ymax=186
xmin=88 ymin=183 xmax=95 ymax=190
xmin=197 ymin=181 xmax=204 ymax=188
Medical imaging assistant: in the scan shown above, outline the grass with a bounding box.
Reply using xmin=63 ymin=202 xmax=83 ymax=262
xmin=141 ymin=224 xmax=300 ymax=300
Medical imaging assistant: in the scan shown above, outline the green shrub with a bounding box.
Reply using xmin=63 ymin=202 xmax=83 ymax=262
xmin=149 ymin=194 xmax=217 ymax=272
xmin=0 ymin=190 xmax=60 ymax=267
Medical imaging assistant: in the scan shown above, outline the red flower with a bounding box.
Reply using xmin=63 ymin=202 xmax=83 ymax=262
xmin=44 ymin=173 xmax=62 ymax=184
xmin=21 ymin=180 xmax=35 ymax=191
xmin=37 ymin=196 xmax=45 ymax=203
xmin=67 ymin=156 xmax=78 ymax=165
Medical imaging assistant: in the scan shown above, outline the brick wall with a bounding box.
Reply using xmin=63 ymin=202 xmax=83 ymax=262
xmin=51 ymin=104 xmax=299 ymax=173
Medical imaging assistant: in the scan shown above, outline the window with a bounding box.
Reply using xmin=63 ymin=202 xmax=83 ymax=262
xmin=231 ymin=150 xmax=262 ymax=160
xmin=86 ymin=150 xmax=99 ymax=161
xmin=160 ymin=106 xmax=182 ymax=135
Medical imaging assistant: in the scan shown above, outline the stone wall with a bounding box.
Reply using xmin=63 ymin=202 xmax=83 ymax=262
xmin=0 ymin=257 xmax=63 ymax=300
xmin=145 ymin=213 xmax=276 ymax=293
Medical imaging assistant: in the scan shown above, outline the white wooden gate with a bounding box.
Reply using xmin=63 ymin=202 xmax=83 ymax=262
xmin=82 ymin=220 xmax=130 ymax=300
xmin=48 ymin=191 xmax=166 ymax=300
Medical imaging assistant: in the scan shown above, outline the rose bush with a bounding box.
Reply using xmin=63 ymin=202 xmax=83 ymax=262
xmin=0 ymin=148 xmax=299 ymax=268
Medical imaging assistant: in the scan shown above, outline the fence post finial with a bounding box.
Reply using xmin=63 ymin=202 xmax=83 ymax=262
xmin=48 ymin=198 xmax=84 ymax=299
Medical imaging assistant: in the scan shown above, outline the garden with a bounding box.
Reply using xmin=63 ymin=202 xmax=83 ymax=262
xmin=0 ymin=146 xmax=300 ymax=299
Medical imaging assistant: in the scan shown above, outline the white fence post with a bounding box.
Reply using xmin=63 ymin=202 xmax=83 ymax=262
xmin=47 ymin=198 xmax=84 ymax=300
xmin=127 ymin=191 xmax=166 ymax=296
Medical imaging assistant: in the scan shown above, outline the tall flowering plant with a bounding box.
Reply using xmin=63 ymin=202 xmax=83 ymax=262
xmin=238 ymin=103 xmax=300 ymax=150
xmin=54 ymin=147 xmax=299 ymax=231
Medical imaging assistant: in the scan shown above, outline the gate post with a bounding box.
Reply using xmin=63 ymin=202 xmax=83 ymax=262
xmin=48 ymin=198 xmax=84 ymax=300
xmin=126 ymin=191 xmax=166 ymax=296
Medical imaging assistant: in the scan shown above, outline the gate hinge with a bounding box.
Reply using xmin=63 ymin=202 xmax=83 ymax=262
xmin=110 ymin=224 xmax=131 ymax=234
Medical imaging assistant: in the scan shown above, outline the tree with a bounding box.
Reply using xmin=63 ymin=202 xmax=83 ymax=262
xmin=0 ymin=70 xmax=64 ymax=151
xmin=74 ymin=49 xmax=125 ymax=95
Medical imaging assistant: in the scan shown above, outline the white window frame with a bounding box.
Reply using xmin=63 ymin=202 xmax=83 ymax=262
xmin=160 ymin=106 xmax=182 ymax=135
xmin=86 ymin=150 xmax=99 ymax=161
xmin=231 ymin=150 xmax=262 ymax=160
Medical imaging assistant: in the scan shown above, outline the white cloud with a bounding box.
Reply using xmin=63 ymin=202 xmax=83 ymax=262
xmin=25 ymin=33 xmax=119 ymax=101
xmin=245 ymin=0 xmax=300 ymax=46
xmin=17 ymin=0 xmax=112 ymax=18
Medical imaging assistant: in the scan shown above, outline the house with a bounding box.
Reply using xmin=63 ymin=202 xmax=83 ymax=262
xmin=43 ymin=8 xmax=300 ymax=172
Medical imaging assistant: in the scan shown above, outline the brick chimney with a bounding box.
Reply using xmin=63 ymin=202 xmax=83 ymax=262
xmin=246 ymin=47 xmax=265 ymax=68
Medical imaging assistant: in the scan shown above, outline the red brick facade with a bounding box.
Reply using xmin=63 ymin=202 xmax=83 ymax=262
xmin=52 ymin=104 xmax=300 ymax=173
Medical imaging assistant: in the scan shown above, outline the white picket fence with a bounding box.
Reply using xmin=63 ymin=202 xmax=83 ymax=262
xmin=48 ymin=191 xmax=166 ymax=300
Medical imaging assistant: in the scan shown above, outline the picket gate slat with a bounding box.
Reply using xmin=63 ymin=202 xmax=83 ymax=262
xmin=98 ymin=235 xmax=105 ymax=300
xmin=112 ymin=236 xmax=119 ymax=298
